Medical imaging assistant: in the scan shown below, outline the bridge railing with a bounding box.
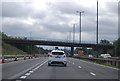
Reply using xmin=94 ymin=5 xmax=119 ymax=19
xmin=5 ymin=36 xmax=97 ymax=44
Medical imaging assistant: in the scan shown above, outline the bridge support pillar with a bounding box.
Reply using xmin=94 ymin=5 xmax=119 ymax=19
xmin=71 ymin=46 xmax=74 ymax=56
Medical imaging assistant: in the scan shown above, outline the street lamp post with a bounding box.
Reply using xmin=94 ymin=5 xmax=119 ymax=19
xmin=97 ymin=0 xmax=99 ymax=44
xmin=73 ymin=24 xmax=75 ymax=43
xmin=76 ymin=11 xmax=84 ymax=44
xmin=69 ymin=31 xmax=72 ymax=42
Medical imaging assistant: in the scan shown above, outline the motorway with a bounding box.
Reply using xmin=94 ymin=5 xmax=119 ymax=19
xmin=2 ymin=57 xmax=119 ymax=81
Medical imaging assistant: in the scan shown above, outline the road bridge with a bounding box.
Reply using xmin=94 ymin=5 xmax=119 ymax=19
xmin=2 ymin=38 xmax=114 ymax=55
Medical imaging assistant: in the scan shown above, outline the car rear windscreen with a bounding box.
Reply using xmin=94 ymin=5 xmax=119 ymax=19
xmin=52 ymin=52 xmax=64 ymax=55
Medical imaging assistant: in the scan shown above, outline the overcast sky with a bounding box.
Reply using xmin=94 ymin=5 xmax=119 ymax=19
xmin=1 ymin=0 xmax=119 ymax=44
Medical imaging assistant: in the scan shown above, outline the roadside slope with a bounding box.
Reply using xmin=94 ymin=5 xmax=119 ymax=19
xmin=2 ymin=41 xmax=27 ymax=55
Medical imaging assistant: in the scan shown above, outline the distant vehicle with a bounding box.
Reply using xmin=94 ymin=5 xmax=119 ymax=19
xmin=74 ymin=54 xmax=78 ymax=56
xmin=48 ymin=50 xmax=67 ymax=67
xmin=99 ymin=54 xmax=111 ymax=58
xmin=88 ymin=55 xmax=93 ymax=58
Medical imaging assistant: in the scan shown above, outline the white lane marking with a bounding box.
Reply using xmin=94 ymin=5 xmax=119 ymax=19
xmin=34 ymin=67 xmax=38 ymax=70
xmin=8 ymin=58 xmax=48 ymax=79
xmin=73 ymin=63 xmax=74 ymax=64
xmin=39 ymin=60 xmax=48 ymax=67
xmin=20 ymin=76 xmax=27 ymax=79
xmin=36 ymin=66 xmax=40 ymax=69
xmin=90 ymin=72 xmax=96 ymax=76
xmin=78 ymin=66 xmax=82 ymax=68
xmin=25 ymin=73 xmax=31 ymax=76
xmin=19 ymin=60 xmax=48 ymax=79
xmin=16 ymin=80 xmax=22 ymax=81
xmin=79 ymin=60 xmax=119 ymax=70
xmin=29 ymin=71 xmax=33 ymax=73
xmin=32 ymin=69 xmax=36 ymax=71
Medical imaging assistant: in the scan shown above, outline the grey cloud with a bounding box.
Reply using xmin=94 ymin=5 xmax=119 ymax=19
xmin=2 ymin=1 xmax=118 ymax=42
xmin=2 ymin=2 xmax=32 ymax=17
xmin=50 ymin=2 xmax=82 ymax=15
xmin=50 ymin=1 xmax=96 ymax=17
xmin=2 ymin=21 xmax=31 ymax=36
xmin=105 ymin=2 xmax=118 ymax=14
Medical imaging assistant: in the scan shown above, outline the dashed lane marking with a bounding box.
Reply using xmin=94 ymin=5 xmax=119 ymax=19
xmin=19 ymin=60 xmax=48 ymax=79
xmin=8 ymin=58 xmax=48 ymax=79
xmin=20 ymin=76 xmax=27 ymax=79
xmin=90 ymin=72 xmax=96 ymax=76
xmin=32 ymin=69 xmax=36 ymax=71
xmin=25 ymin=73 xmax=31 ymax=76
xmin=78 ymin=66 xmax=82 ymax=68
xmin=79 ymin=59 xmax=119 ymax=70
xmin=29 ymin=71 xmax=33 ymax=73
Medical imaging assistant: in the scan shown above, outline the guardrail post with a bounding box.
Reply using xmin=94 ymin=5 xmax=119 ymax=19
xmin=29 ymin=55 xmax=31 ymax=59
xmin=2 ymin=58 xmax=4 ymax=63
xmin=1 ymin=55 xmax=5 ymax=63
xmin=14 ymin=55 xmax=17 ymax=61
xmin=24 ymin=55 xmax=26 ymax=60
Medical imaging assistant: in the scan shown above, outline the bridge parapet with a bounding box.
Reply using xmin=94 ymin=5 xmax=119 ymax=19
xmin=2 ymin=38 xmax=114 ymax=49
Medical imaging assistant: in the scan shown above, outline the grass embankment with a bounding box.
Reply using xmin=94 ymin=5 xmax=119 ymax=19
xmin=82 ymin=59 xmax=119 ymax=69
xmin=0 ymin=39 xmax=2 ymax=55
xmin=2 ymin=41 xmax=27 ymax=55
xmin=74 ymin=57 xmax=119 ymax=69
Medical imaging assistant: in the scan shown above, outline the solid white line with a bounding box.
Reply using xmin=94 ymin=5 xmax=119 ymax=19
xmin=25 ymin=73 xmax=31 ymax=76
xmin=36 ymin=66 xmax=40 ymax=69
xmin=20 ymin=76 xmax=27 ymax=79
xmin=39 ymin=60 xmax=48 ymax=67
xmin=19 ymin=60 xmax=48 ymax=79
xmin=78 ymin=66 xmax=82 ymax=68
xmin=73 ymin=63 xmax=74 ymax=64
xmin=90 ymin=72 xmax=96 ymax=76
xmin=9 ymin=59 xmax=48 ymax=79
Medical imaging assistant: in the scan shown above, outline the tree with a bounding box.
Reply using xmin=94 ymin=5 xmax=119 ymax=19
xmin=99 ymin=40 xmax=111 ymax=54
xmin=113 ymin=38 xmax=120 ymax=57
xmin=100 ymin=40 xmax=111 ymax=45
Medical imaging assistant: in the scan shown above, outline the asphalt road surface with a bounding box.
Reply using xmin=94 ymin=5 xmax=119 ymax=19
xmin=2 ymin=57 xmax=119 ymax=80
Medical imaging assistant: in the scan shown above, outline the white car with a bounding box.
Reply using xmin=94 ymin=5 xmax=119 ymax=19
xmin=100 ymin=54 xmax=111 ymax=58
xmin=48 ymin=50 xmax=67 ymax=67
xmin=74 ymin=54 xmax=78 ymax=56
xmin=88 ymin=55 xmax=93 ymax=58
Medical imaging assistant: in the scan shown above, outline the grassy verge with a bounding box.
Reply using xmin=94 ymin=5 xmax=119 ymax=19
xmin=2 ymin=41 xmax=27 ymax=55
xmin=74 ymin=58 xmax=119 ymax=69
